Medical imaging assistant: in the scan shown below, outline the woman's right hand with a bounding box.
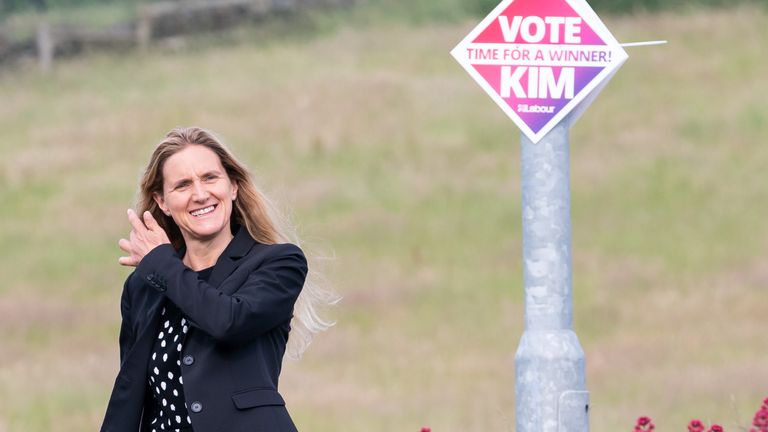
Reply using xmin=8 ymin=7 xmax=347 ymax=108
xmin=118 ymin=209 xmax=171 ymax=267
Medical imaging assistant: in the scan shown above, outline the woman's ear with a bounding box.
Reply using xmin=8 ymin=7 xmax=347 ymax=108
xmin=153 ymin=192 xmax=170 ymax=216
xmin=231 ymin=182 xmax=238 ymax=201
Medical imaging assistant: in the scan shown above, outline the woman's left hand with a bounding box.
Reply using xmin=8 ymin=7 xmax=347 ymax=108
xmin=118 ymin=209 xmax=171 ymax=267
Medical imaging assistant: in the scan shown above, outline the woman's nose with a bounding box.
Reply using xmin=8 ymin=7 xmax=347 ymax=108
xmin=191 ymin=181 xmax=210 ymax=200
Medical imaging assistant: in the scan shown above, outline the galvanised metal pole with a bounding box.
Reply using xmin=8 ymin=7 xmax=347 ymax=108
xmin=516 ymin=116 xmax=589 ymax=432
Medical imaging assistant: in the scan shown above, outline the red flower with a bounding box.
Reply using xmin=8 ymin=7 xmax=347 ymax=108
xmin=708 ymin=425 xmax=724 ymax=432
xmin=755 ymin=408 xmax=768 ymax=427
xmin=637 ymin=417 xmax=652 ymax=426
xmin=689 ymin=419 xmax=706 ymax=432
xmin=634 ymin=416 xmax=655 ymax=431
xmin=420 ymin=428 xmax=432 ymax=432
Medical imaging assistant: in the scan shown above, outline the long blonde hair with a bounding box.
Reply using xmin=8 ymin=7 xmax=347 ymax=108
xmin=137 ymin=126 xmax=336 ymax=359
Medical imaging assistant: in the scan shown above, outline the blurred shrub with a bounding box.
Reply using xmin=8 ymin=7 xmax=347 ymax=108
xmin=2 ymin=0 xmax=766 ymax=21
xmin=0 ymin=0 xmax=125 ymax=17
xmin=367 ymin=0 xmax=766 ymax=21
xmin=470 ymin=0 xmax=764 ymax=14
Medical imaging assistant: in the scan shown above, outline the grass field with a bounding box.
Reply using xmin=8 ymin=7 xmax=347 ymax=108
xmin=0 ymin=4 xmax=766 ymax=431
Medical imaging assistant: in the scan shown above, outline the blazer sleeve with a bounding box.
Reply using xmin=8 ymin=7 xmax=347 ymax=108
xmin=118 ymin=275 xmax=135 ymax=365
xmin=134 ymin=243 xmax=307 ymax=345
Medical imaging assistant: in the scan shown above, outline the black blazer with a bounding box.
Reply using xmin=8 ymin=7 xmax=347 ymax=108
xmin=101 ymin=226 xmax=306 ymax=432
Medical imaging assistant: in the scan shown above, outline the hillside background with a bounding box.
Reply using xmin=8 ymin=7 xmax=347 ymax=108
xmin=0 ymin=1 xmax=766 ymax=431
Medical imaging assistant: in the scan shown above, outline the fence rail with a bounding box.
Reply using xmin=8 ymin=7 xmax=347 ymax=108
xmin=0 ymin=0 xmax=354 ymax=71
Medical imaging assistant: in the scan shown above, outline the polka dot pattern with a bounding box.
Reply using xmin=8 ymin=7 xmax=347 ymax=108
xmin=146 ymin=265 xmax=213 ymax=432
xmin=148 ymin=304 xmax=193 ymax=432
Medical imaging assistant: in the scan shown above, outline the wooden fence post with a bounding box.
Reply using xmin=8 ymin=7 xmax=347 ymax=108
xmin=136 ymin=5 xmax=152 ymax=51
xmin=36 ymin=14 xmax=54 ymax=72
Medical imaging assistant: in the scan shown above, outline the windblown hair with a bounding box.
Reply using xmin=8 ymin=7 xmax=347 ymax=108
xmin=136 ymin=126 xmax=336 ymax=359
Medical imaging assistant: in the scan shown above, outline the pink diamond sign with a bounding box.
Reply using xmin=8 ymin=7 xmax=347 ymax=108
xmin=451 ymin=0 xmax=628 ymax=143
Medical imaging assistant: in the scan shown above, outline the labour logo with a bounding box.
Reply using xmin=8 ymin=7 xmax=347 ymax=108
xmin=451 ymin=0 xmax=628 ymax=143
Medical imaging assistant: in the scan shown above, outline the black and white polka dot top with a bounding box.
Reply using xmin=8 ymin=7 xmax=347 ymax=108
xmin=147 ymin=266 xmax=213 ymax=432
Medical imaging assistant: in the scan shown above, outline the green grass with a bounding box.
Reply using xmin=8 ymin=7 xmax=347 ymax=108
xmin=1 ymin=4 xmax=767 ymax=432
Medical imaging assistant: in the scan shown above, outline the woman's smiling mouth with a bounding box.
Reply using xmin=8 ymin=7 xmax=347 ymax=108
xmin=190 ymin=204 xmax=217 ymax=217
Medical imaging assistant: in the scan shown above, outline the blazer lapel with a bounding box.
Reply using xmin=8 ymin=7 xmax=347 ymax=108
xmin=209 ymin=225 xmax=257 ymax=292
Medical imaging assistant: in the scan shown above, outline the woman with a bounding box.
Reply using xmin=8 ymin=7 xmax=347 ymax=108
xmin=101 ymin=127 xmax=332 ymax=432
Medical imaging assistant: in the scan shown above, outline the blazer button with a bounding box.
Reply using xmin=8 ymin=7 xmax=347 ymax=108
xmin=190 ymin=401 xmax=203 ymax=413
xmin=182 ymin=355 xmax=194 ymax=366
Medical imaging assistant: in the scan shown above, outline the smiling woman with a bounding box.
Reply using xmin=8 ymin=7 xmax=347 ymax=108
xmin=152 ymin=144 xmax=239 ymax=269
xmin=102 ymin=127 xmax=335 ymax=432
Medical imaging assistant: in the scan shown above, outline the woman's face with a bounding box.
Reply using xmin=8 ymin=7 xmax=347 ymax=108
xmin=153 ymin=144 xmax=238 ymax=245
